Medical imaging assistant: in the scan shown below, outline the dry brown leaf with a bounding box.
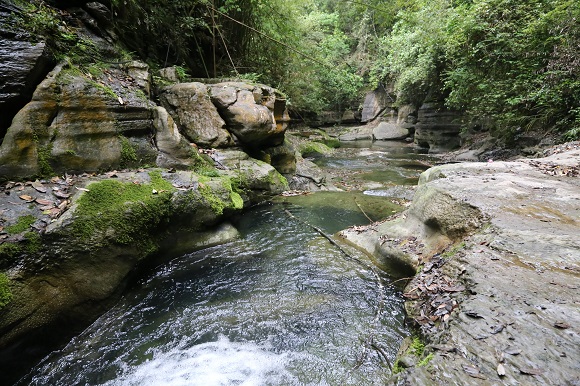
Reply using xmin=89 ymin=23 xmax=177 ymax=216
xmin=554 ymin=321 xmax=570 ymax=329
xmin=35 ymin=198 xmax=53 ymax=206
xmin=462 ymin=364 xmax=486 ymax=379
xmin=519 ymin=367 xmax=543 ymax=375
xmin=76 ymin=187 xmax=90 ymax=192
xmin=19 ymin=194 xmax=34 ymax=202
xmin=53 ymin=191 xmax=70 ymax=199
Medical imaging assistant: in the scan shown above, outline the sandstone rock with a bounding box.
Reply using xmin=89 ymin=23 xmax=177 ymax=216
xmin=414 ymin=102 xmax=462 ymax=153
xmin=338 ymin=125 xmax=373 ymax=141
xmin=343 ymin=150 xmax=580 ymax=385
xmin=0 ymin=29 xmax=52 ymax=137
xmin=360 ymin=85 xmax=393 ymax=123
xmin=209 ymin=82 xmax=289 ymax=148
xmin=0 ymin=63 xmax=157 ymax=179
xmin=152 ymin=106 xmax=197 ymax=169
xmin=215 ymin=149 xmax=288 ymax=199
xmin=120 ymin=61 xmax=151 ymax=97
xmin=259 ymin=141 xmax=297 ymax=175
xmin=159 ymin=82 xmax=233 ymax=148
xmin=373 ymin=122 xmax=409 ymax=140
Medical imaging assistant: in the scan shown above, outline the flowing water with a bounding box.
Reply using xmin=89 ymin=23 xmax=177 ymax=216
xmin=17 ymin=140 xmax=435 ymax=386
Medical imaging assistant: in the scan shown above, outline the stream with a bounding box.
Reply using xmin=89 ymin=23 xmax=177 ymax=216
xmin=16 ymin=140 xmax=434 ymax=386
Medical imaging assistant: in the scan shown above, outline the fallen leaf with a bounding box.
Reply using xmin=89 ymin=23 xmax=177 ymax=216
xmin=505 ymin=347 xmax=522 ymax=356
xmin=554 ymin=322 xmax=570 ymax=329
xmin=32 ymin=180 xmax=47 ymax=193
xmin=76 ymin=187 xmax=90 ymax=192
xmin=519 ymin=367 xmax=543 ymax=375
xmin=118 ymin=96 xmax=125 ymax=105
xmin=53 ymin=191 xmax=70 ymax=199
xmin=39 ymin=205 xmax=54 ymax=211
xmin=491 ymin=324 xmax=505 ymax=334
xmin=497 ymin=363 xmax=506 ymax=376
xmin=19 ymin=194 xmax=34 ymax=202
xmin=464 ymin=310 xmax=484 ymax=319
xmin=462 ymin=364 xmax=486 ymax=379
xmin=35 ymin=198 xmax=53 ymax=206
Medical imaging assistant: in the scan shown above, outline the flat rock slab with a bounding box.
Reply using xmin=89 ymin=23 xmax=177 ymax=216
xmin=344 ymin=148 xmax=580 ymax=385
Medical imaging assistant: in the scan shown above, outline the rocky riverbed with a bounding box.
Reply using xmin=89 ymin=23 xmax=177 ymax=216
xmin=341 ymin=145 xmax=580 ymax=385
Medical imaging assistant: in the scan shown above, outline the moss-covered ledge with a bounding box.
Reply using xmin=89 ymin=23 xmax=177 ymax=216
xmin=0 ymin=162 xmax=286 ymax=353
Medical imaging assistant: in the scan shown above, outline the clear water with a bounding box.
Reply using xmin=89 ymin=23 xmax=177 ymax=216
xmin=19 ymin=204 xmax=407 ymax=386
xmin=17 ymin=140 xmax=429 ymax=386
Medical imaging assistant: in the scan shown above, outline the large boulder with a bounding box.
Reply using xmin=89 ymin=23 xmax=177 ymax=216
xmin=209 ymin=82 xmax=289 ymax=148
xmin=0 ymin=62 xmax=159 ymax=180
xmin=360 ymin=85 xmax=393 ymax=123
xmin=0 ymin=25 xmax=52 ymax=138
xmin=159 ymin=82 xmax=233 ymax=148
xmin=373 ymin=122 xmax=410 ymax=141
xmin=152 ymin=106 xmax=198 ymax=169
xmin=414 ymin=102 xmax=462 ymax=153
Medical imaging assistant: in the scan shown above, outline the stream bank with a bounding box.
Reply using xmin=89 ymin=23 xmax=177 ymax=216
xmin=341 ymin=145 xmax=580 ymax=385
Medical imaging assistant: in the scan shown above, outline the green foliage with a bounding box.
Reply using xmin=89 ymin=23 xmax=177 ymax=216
xmin=6 ymin=215 xmax=36 ymax=234
xmin=417 ymin=353 xmax=434 ymax=367
xmin=410 ymin=336 xmax=425 ymax=356
xmin=0 ymin=273 xmax=12 ymax=310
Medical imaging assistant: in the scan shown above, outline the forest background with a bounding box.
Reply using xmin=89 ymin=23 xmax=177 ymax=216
xmin=13 ymin=0 xmax=580 ymax=142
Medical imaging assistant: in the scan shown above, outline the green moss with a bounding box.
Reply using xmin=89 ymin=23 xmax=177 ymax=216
xmin=0 ymin=273 xmax=12 ymax=310
xmin=299 ymin=141 xmax=333 ymax=156
xmin=38 ymin=143 xmax=54 ymax=177
xmin=417 ymin=353 xmax=434 ymax=367
xmin=199 ymin=183 xmax=227 ymax=215
xmin=6 ymin=215 xmax=36 ymax=234
xmin=24 ymin=231 xmax=42 ymax=253
xmin=119 ymin=135 xmax=138 ymax=168
xmin=392 ymin=359 xmax=404 ymax=374
xmin=441 ymin=241 xmax=466 ymax=259
xmin=0 ymin=243 xmax=21 ymax=261
xmin=71 ymin=172 xmax=175 ymax=247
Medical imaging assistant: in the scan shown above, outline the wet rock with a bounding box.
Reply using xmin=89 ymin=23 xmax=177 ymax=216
xmin=338 ymin=125 xmax=373 ymax=141
xmin=159 ymin=82 xmax=233 ymax=148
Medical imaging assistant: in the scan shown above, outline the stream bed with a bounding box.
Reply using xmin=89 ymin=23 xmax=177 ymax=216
xmin=17 ymin=140 xmax=434 ymax=385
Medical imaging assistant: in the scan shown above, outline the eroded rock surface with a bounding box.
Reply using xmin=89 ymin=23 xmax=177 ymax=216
xmin=341 ymin=149 xmax=580 ymax=385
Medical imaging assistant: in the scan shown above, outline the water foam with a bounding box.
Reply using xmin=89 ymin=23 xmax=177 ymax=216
xmin=103 ymin=335 xmax=299 ymax=386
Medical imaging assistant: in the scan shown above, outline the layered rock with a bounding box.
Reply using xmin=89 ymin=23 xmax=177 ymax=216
xmin=0 ymin=63 xmax=158 ymax=179
xmin=209 ymin=82 xmax=290 ymax=148
xmin=0 ymin=27 xmax=52 ymax=138
xmin=341 ymin=149 xmax=580 ymax=385
xmin=414 ymin=102 xmax=463 ymax=153
xmin=159 ymin=82 xmax=233 ymax=148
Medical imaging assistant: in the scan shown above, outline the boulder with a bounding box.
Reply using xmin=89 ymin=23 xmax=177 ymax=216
xmin=159 ymin=82 xmax=233 ymax=148
xmin=209 ymin=82 xmax=289 ymax=148
xmin=0 ymin=27 xmax=52 ymax=138
xmin=152 ymin=106 xmax=197 ymax=169
xmin=360 ymin=85 xmax=393 ymax=123
xmin=0 ymin=63 xmax=157 ymax=180
xmin=414 ymin=102 xmax=462 ymax=153
xmin=338 ymin=125 xmax=373 ymax=141
xmin=373 ymin=122 xmax=409 ymax=140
